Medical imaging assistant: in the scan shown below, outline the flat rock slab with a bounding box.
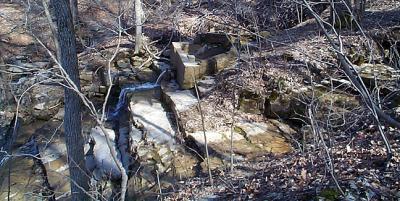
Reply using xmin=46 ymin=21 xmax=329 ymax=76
xmin=188 ymin=121 xmax=293 ymax=160
xmin=162 ymin=81 xmax=198 ymax=137
xmin=128 ymin=93 xmax=198 ymax=180
xmin=163 ymin=89 xmax=198 ymax=113
xmin=130 ymin=98 xmax=176 ymax=145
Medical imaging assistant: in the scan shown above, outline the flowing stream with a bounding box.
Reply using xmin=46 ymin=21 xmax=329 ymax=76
xmin=108 ymin=70 xmax=167 ymax=121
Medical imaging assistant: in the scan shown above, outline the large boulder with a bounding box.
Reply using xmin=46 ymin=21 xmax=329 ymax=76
xmin=31 ymin=84 xmax=64 ymax=121
xmin=9 ymin=76 xmax=64 ymax=122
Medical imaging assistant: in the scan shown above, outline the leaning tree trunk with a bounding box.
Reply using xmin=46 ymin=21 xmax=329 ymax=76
xmin=51 ymin=0 xmax=90 ymax=200
xmin=134 ymin=0 xmax=143 ymax=54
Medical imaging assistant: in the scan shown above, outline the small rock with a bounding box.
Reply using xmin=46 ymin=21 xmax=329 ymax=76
xmin=53 ymin=108 xmax=65 ymax=120
xmin=152 ymin=60 xmax=171 ymax=73
xmin=8 ymin=66 xmax=23 ymax=73
xmin=116 ymin=58 xmax=132 ymax=69
xmin=34 ymin=102 xmax=46 ymax=110
xmin=197 ymin=76 xmax=216 ymax=96
xmin=238 ymin=89 xmax=265 ymax=114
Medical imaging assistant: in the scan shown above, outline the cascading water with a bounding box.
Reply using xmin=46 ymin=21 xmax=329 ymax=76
xmin=108 ymin=70 xmax=168 ymax=121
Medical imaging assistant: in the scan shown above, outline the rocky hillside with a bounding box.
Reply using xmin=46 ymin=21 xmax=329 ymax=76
xmin=0 ymin=0 xmax=399 ymax=200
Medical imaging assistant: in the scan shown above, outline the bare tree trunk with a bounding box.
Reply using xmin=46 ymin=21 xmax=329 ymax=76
xmin=330 ymin=0 xmax=351 ymax=29
xmin=134 ymin=0 xmax=143 ymax=54
xmin=330 ymin=0 xmax=365 ymax=29
xmin=51 ymin=0 xmax=89 ymax=200
xmin=70 ymin=0 xmax=78 ymax=26
xmin=353 ymin=0 xmax=365 ymax=22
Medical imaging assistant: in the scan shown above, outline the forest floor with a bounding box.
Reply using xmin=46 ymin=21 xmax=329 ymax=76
xmin=1 ymin=0 xmax=400 ymax=200
xmin=161 ymin=1 xmax=400 ymax=200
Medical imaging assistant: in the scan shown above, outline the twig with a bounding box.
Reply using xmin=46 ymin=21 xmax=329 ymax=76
xmin=156 ymin=170 xmax=163 ymax=201
xmin=193 ymin=75 xmax=213 ymax=186
xmin=302 ymin=0 xmax=394 ymax=163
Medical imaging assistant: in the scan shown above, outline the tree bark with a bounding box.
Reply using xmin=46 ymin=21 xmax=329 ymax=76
xmin=134 ymin=0 xmax=143 ymax=54
xmin=51 ymin=0 xmax=89 ymax=200
xmin=330 ymin=0 xmax=365 ymax=29
xmin=353 ymin=0 xmax=365 ymax=22
xmin=70 ymin=0 xmax=78 ymax=26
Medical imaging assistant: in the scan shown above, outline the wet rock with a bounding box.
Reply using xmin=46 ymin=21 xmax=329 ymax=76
xmin=88 ymin=127 xmax=122 ymax=181
xmin=129 ymin=90 xmax=198 ymax=180
xmin=0 ymin=119 xmax=71 ymax=200
xmin=0 ymin=158 xmax=45 ymax=200
xmin=162 ymin=81 xmax=198 ymax=114
xmin=133 ymin=140 xmax=197 ymax=180
xmin=162 ymin=81 xmax=198 ymax=137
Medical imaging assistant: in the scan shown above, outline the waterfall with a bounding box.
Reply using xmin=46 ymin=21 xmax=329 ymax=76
xmin=108 ymin=70 xmax=168 ymax=121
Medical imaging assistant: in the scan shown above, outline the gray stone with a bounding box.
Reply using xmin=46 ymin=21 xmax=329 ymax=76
xmin=188 ymin=121 xmax=293 ymax=160
xmin=130 ymin=97 xmax=176 ymax=145
xmin=116 ymin=58 xmax=132 ymax=69
xmin=15 ymin=61 xmax=50 ymax=69
xmin=354 ymin=63 xmax=400 ymax=84
xmin=8 ymin=66 xmax=24 ymax=73
xmin=152 ymin=60 xmax=171 ymax=73
xmin=197 ymin=76 xmax=216 ymax=96
xmin=162 ymin=82 xmax=198 ymax=113
xmin=170 ymin=34 xmax=237 ymax=89
xmin=238 ymin=89 xmax=265 ymax=114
